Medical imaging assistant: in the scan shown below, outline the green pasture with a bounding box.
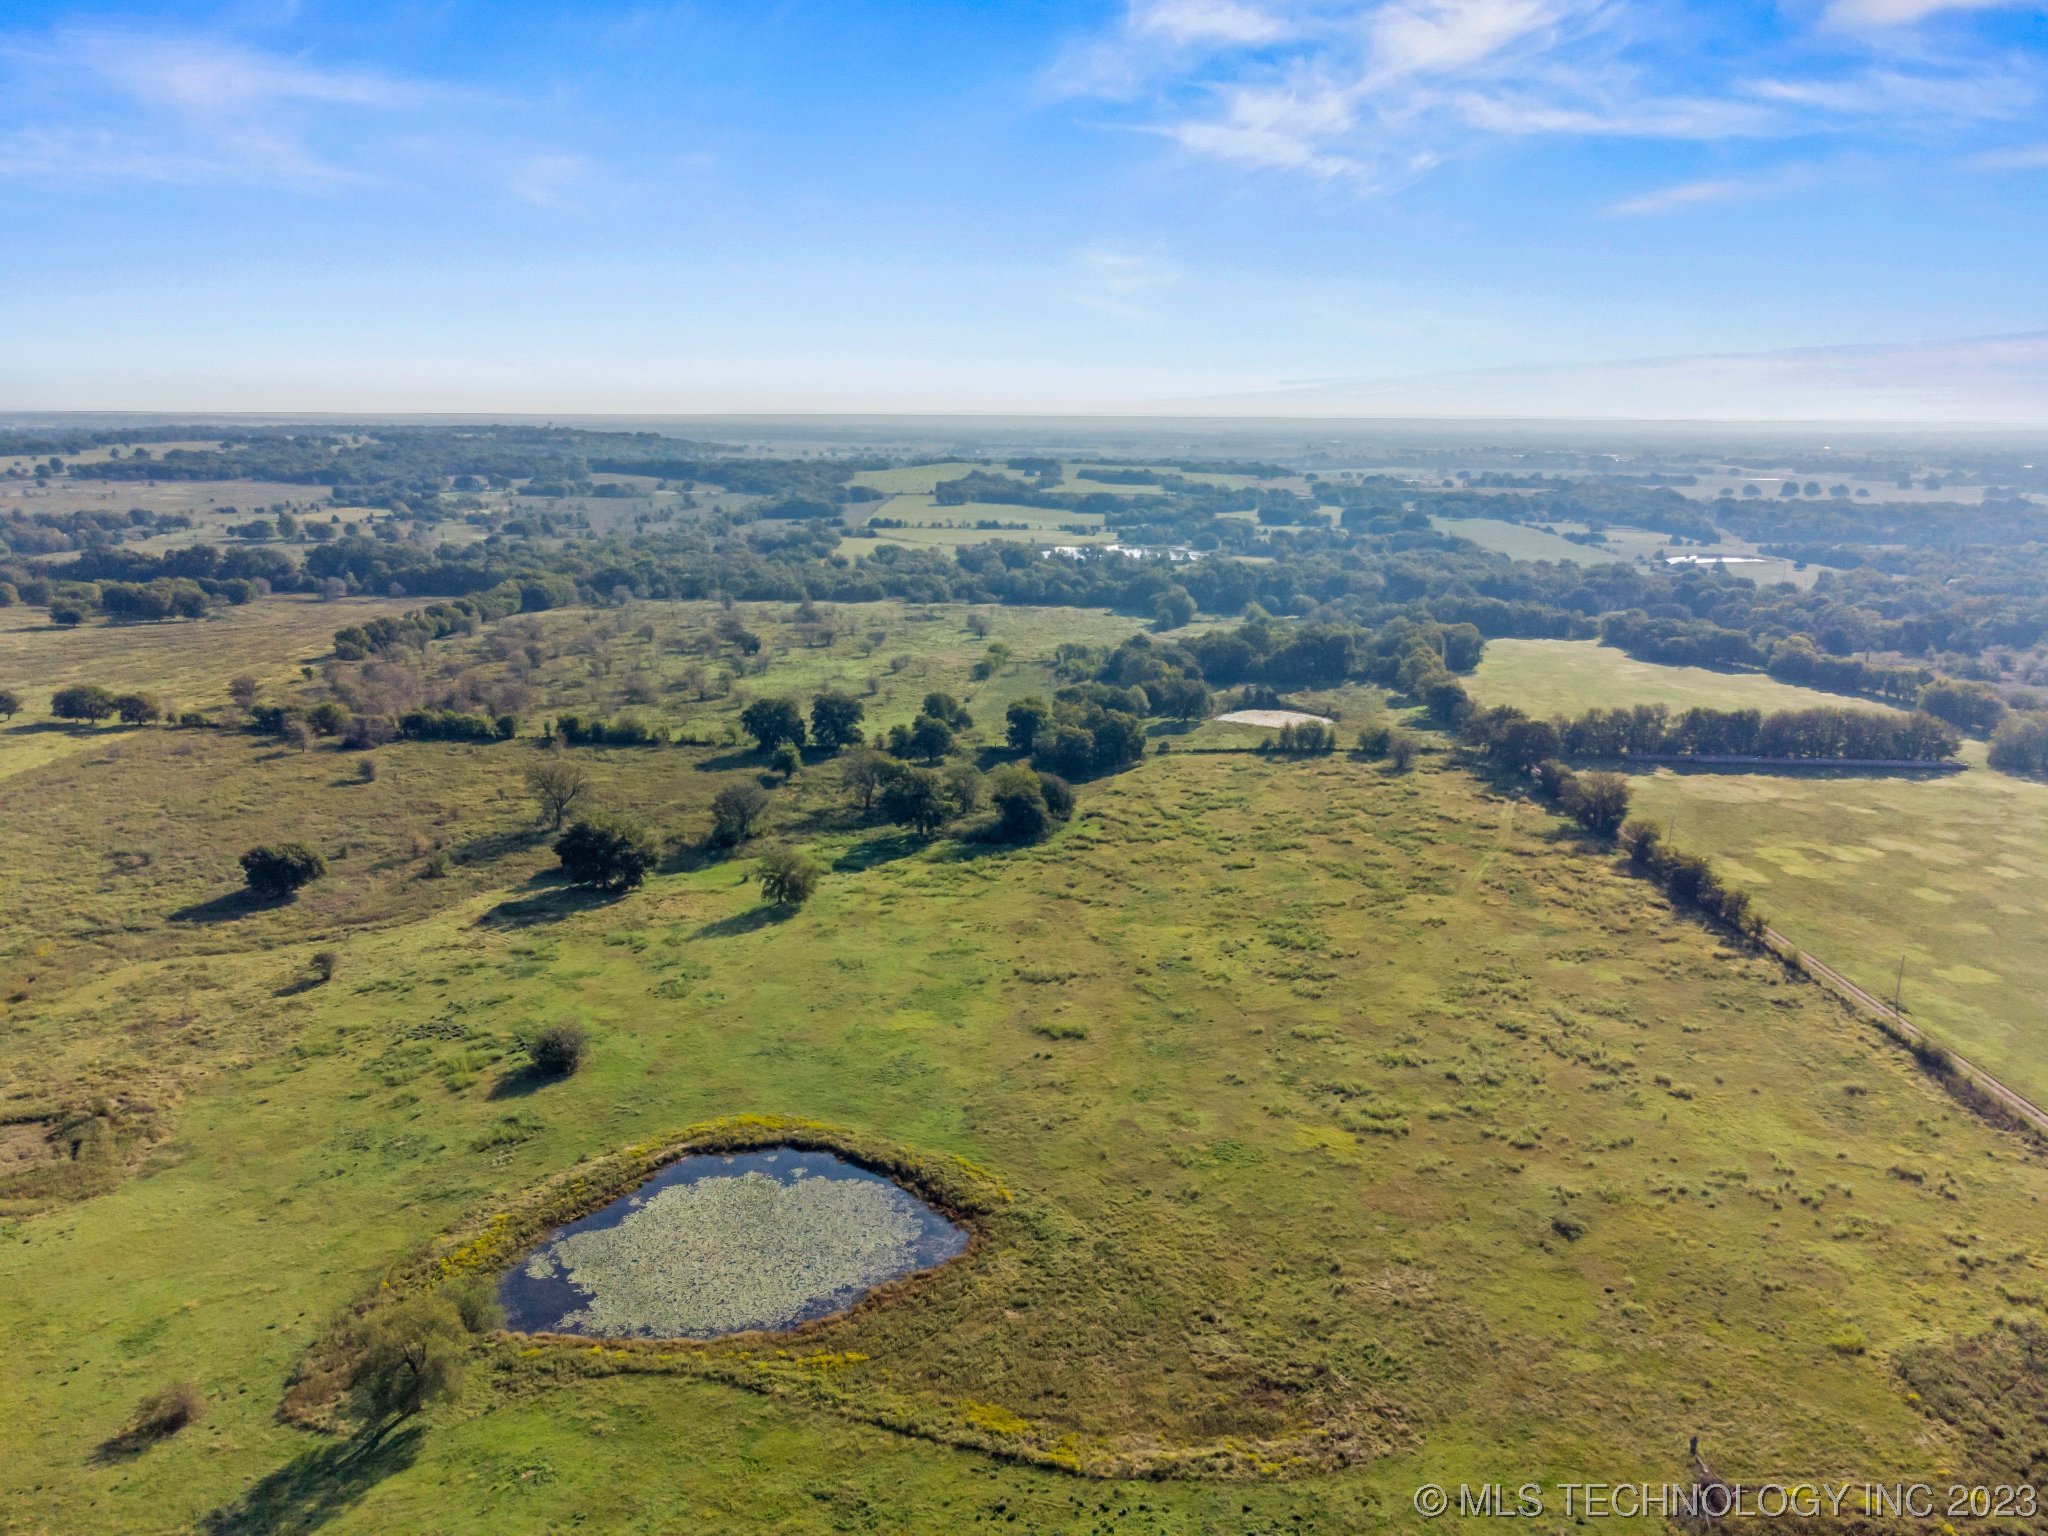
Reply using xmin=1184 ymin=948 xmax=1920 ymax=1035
xmin=3 ymin=602 xmax=2046 ymax=1533
xmin=1468 ymin=637 xmax=2048 ymax=1108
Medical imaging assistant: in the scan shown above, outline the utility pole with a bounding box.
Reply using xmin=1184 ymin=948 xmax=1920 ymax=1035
xmin=1893 ymin=956 xmax=1906 ymax=1014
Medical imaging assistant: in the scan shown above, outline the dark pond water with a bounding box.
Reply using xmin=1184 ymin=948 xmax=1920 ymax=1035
xmin=498 ymin=1147 xmax=968 ymax=1340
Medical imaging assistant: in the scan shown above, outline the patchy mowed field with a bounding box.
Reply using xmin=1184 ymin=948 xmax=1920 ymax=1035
xmin=0 ymin=596 xmax=419 ymax=780
xmin=1468 ymin=637 xmax=2048 ymax=1107
xmin=3 ymin=601 xmax=2046 ymax=1533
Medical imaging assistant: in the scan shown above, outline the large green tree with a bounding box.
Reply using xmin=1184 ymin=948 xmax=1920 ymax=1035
xmin=554 ymin=814 xmax=658 ymax=892
xmin=809 ymin=690 xmax=866 ymax=751
xmin=740 ymin=697 xmax=806 ymax=753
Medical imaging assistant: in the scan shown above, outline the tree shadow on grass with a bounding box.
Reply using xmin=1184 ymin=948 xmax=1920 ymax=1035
xmin=692 ymin=905 xmax=794 ymax=940
xmin=451 ymin=826 xmax=547 ymax=866
xmin=477 ymin=874 xmax=622 ymax=928
xmin=169 ymin=888 xmax=285 ymax=925
xmin=831 ymin=830 xmax=929 ymax=873
xmin=486 ymin=1065 xmax=555 ymax=1100
xmin=691 ymin=748 xmax=765 ymax=774
xmin=199 ymin=1425 xmax=423 ymax=1536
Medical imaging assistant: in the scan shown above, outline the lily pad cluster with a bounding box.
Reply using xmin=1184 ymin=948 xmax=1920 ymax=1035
xmin=535 ymin=1168 xmax=929 ymax=1337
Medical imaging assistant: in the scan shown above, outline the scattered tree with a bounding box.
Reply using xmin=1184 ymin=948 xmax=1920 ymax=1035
xmin=739 ymin=696 xmax=806 ymax=753
xmin=240 ymin=843 xmax=326 ymax=900
xmin=839 ymin=748 xmax=889 ymax=815
xmin=525 ymin=755 xmax=590 ymax=830
xmin=1572 ymin=772 xmax=1632 ymax=838
xmin=879 ymin=764 xmax=948 ymax=835
xmin=985 ymin=763 xmax=1073 ymax=843
xmin=905 ymin=713 xmax=954 ymax=762
xmin=809 ymin=690 xmax=866 ymax=751
xmin=112 ymin=692 xmax=162 ymax=726
xmin=756 ymin=845 xmax=820 ymax=908
xmin=51 ymin=683 xmax=117 ymax=724
xmin=1005 ymin=698 xmax=1051 ymax=754
xmin=0 ymin=688 xmax=22 ymax=720
xmin=350 ymin=1295 xmax=470 ymax=1427
xmin=710 ymin=783 xmax=770 ymax=845
xmin=526 ymin=1021 xmax=589 ymax=1077
xmin=943 ymin=762 xmax=984 ymax=818
xmin=554 ymin=813 xmax=657 ymax=892
xmin=1152 ymin=587 xmax=1196 ymax=631
xmin=920 ymin=691 xmax=973 ymax=730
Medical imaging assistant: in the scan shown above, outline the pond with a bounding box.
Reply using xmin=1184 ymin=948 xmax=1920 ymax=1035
xmin=498 ymin=1147 xmax=969 ymax=1340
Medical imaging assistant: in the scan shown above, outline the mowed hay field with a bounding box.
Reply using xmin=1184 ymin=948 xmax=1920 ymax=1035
xmin=0 ymin=596 xmax=420 ymax=780
xmin=1469 ymin=638 xmax=2048 ymax=1108
xmin=4 ymin=608 xmax=2048 ymax=1533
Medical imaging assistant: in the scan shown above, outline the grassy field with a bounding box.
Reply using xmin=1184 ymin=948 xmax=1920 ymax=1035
xmin=1467 ymin=638 xmax=2048 ymax=1109
xmin=0 ymin=596 xmax=419 ymax=780
xmin=1430 ymin=517 xmax=1626 ymax=566
xmin=1432 ymin=517 xmax=1816 ymax=589
xmin=853 ymin=493 xmax=1114 ymax=553
xmin=4 ymin=602 xmax=2047 ymax=1533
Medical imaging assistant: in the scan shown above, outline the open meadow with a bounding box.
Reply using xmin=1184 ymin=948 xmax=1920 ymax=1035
xmin=1467 ymin=638 xmax=2048 ymax=1109
xmin=3 ymin=599 xmax=2046 ymax=1533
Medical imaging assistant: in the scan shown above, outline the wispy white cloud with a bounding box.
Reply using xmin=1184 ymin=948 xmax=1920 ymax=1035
xmin=1366 ymin=0 xmax=1568 ymax=80
xmin=1604 ymin=170 xmax=1796 ymax=216
xmin=1134 ymin=0 xmax=1294 ymax=46
xmin=1823 ymin=0 xmax=2027 ymax=28
xmin=1050 ymin=0 xmax=2048 ymax=199
xmin=1070 ymin=239 xmax=1181 ymax=319
xmin=1973 ymin=140 xmax=2048 ymax=167
xmin=0 ymin=26 xmax=505 ymax=192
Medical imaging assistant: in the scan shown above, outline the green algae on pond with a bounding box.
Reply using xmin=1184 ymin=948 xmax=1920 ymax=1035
xmin=499 ymin=1148 xmax=969 ymax=1339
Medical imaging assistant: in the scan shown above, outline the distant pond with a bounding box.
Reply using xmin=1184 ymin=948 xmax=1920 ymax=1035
xmin=499 ymin=1147 xmax=969 ymax=1340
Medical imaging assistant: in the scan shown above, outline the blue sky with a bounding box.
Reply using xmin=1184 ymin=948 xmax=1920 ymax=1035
xmin=2 ymin=0 xmax=2046 ymax=418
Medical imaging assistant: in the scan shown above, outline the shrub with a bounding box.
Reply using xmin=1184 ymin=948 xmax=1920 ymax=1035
xmin=554 ymin=814 xmax=657 ymax=892
xmin=986 ymin=763 xmax=1052 ymax=842
xmin=310 ymin=950 xmax=339 ymax=984
xmin=240 ymin=843 xmax=326 ymax=899
xmin=49 ymin=603 xmax=84 ymax=627
xmin=1387 ymin=732 xmax=1418 ymax=772
xmin=0 ymin=687 xmax=20 ymax=720
xmin=1038 ymin=773 xmax=1075 ymax=822
xmin=526 ymin=1021 xmax=589 ymax=1077
xmin=1988 ymin=711 xmax=2048 ymax=778
xmin=1621 ymin=819 xmax=1663 ymax=867
xmin=756 ymin=845 xmax=820 ymax=907
xmin=114 ymin=1382 xmax=206 ymax=1448
xmin=1354 ymin=722 xmax=1392 ymax=758
xmin=710 ymin=783 xmax=770 ymax=845
xmin=769 ymin=743 xmax=801 ymax=778
xmin=306 ymin=701 xmax=351 ymax=737
xmin=356 ymin=757 xmax=379 ymax=782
